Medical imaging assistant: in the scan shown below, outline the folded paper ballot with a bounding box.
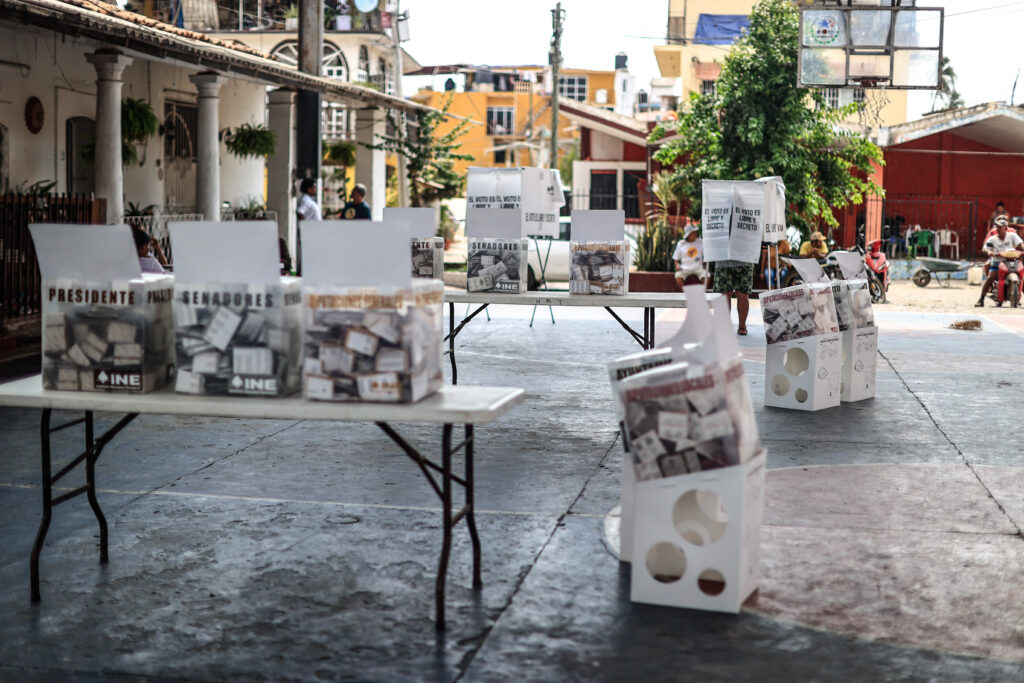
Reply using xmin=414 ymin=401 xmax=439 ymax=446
xmin=569 ymin=242 xmax=630 ymax=295
xmin=302 ymin=280 xmax=443 ymax=402
xmin=466 ymin=238 xmax=528 ymax=293
xmin=760 ymin=282 xmax=839 ymax=344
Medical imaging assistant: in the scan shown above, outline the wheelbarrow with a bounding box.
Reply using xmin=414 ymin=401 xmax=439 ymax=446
xmin=912 ymin=257 xmax=973 ymax=287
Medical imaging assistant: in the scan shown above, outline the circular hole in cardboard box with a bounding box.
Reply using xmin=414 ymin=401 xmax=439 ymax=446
xmin=673 ymin=489 xmax=728 ymax=546
xmin=784 ymin=347 xmax=810 ymax=376
xmin=770 ymin=374 xmax=790 ymax=396
xmin=698 ymin=568 xmax=726 ymax=596
xmin=646 ymin=542 xmax=687 ymax=583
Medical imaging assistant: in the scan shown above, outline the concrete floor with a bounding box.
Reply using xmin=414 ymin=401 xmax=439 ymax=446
xmin=1 ymin=304 xmax=1023 ymax=681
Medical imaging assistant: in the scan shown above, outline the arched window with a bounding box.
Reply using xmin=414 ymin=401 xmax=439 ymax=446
xmin=357 ymin=46 xmax=370 ymax=82
xmin=269 ymin=40 xmax=348 ymax=81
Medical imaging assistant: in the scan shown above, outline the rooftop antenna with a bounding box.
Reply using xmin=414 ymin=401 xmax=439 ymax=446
xmin=1011 ymin=68 xmax=1020 ymax=106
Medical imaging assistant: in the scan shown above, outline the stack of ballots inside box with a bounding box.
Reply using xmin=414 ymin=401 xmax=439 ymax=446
xmin=568 ymin=209 xmax=630 ymax=295
xmin=300 ymin=219 xmax=443 ymax=403
xmin=760 ymin=282 xmax=839 ymax=345
xmin=30 ymin=224 xmax=175 ymax=393
xmin=383 ymin=207 xmax=445 ymax=280
xmin=464 ymin=207 xmax=529 ymax=293
xmin=170 ymin=221 xmax=301 ymax=397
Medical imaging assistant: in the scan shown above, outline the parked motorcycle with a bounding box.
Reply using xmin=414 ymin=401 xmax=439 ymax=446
xmin=987 ymin=250 xmax=1024 ymax=308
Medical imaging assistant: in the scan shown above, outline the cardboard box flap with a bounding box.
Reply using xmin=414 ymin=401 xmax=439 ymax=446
xmin=301 ymin=220 xmax=412 ymax=289
xmin=834 ymin=251 xmax=868 ymax=280
xmin=571 ymin=210 xmax=625 ymax=243
xmin=29 ymin=224 xmax=142 ymax=281
xmin=790 ymin=257 xmax=830 ymax=284
xmin=466 ymin=208 xmax=523 ymax=240
xmin=383 ymin=207 xmax=436 ymax=240
xmin=170 ymin=220 xmax=280 ymax=285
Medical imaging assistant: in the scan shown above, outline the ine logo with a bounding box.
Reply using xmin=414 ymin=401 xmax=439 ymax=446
xmin=229 ymin=375 xmax=278 ymax=396
xmin=94 ymin=370 xmax=142 ymax=392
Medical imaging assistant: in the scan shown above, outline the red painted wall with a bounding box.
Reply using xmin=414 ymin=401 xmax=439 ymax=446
xmin=884 ymin=132 xmax=1024 ymax=254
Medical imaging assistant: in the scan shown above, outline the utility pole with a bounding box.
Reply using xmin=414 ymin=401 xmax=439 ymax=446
xmin=392 ymin=1 xmax=409 ymax=207
xmin=297 ymin=0 xmax=323 ymax=198
xmin=548 ymin=2 xmax=563 ymax=170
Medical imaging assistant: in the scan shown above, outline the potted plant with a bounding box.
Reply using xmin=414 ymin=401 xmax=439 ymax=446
xmin=82 ymin=98 xmax=158 ymax=168
xmin=437 ymin=205 xmax=457 ymax=250
xmin=630 ymin=219 xmax=681 ymax=292
xmin=283 ymin=4 xmax=298 ymax=30
xmin=222 ymin=123 xmax=277 ymax=159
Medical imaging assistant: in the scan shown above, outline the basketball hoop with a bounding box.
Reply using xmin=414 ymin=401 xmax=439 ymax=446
xmin=851 ymin=77 xmax=891 ymax=128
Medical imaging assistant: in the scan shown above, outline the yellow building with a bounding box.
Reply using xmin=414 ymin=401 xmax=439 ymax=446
xmin=409 ymin=60 xmax=636 ymax=175
xmin=652 ymin=0 xmax=909 ymax=127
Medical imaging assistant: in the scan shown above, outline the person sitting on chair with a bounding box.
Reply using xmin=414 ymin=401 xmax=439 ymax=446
xmin=799 ymin=231 xmax=829 ymax=260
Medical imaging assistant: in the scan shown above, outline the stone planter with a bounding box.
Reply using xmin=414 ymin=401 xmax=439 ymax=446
xmin=628 ymin=271 xmax=678 ymax=293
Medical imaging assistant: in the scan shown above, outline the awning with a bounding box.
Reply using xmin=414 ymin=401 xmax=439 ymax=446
xmin=881 ymin=102 xmax=1024 ymax=154
xmin=693 ymin=14 xmax=749 ymax=46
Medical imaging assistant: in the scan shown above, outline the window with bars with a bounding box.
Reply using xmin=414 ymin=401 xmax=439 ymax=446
xmin=322 ymin=104 xmax=349 ymax=140
xmin=700 ymin=79 xmax=717 ymax=97
xmin=163 ymin=100 xmax=198 ymax=160
xmin=817 ymin=87 xmax=866 ymax=109
xmin=853 ymin=87 xmax=866 ymax=104
xmin=558 ymin=75 xmax=588 ymax=102
xmin=486 ymin=106 xmax=515 ymax=136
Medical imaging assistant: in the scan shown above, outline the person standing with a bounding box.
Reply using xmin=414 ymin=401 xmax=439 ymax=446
xmin=296 ymin=178 xmax=322 ymax=223
xmin=341 ymin=183 xmax=372 ymax=220
xmin=713 ymin=259 xmax=755 ymax=336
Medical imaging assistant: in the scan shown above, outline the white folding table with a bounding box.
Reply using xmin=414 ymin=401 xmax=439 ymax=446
xmin=443 ymin=291 xmax=716 ymax=384
xmin=0 ymin=376 xmax=525 ymax=630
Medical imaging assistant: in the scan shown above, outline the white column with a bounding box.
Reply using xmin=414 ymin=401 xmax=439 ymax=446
xmin=267 ymin=89 xmax=296 ymax=254
xmin=86 ymin=50 xmax=133 ymax=224
xmin=355 ymin=107 xmax=387 ymax=220
xmin=189 ymin=72 xmax=226 ymax=220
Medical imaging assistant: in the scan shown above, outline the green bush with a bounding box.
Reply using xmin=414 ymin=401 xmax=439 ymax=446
xmin=633 ymin=220 xmax=680 ymax=272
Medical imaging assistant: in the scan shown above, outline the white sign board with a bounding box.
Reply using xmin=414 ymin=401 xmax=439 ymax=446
xmin=30 ymin=224 xmax=142 ymax=281
xmin=301 ymin=220 xmax=412 ymax=289
xmin=383 ymin=207 xmax=436 ymax=240
xmin=466 ymin=167 xmax=565 ymax=237
xmin=571 ymin=209 xmax=625 ymax=243
xmin=170 ymin=220 xmax=281 ymax=285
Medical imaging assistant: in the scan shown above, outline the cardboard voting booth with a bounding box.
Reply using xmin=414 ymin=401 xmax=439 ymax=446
xmin=702 ymin=177 xmax=788 ymax=264
xmin=609 ymin=286 xmax=766 ymax=612
xmin=761 ymin=259 xmax=841 ymax=411
xmin=169 ymin=221 xmax=301 ymax=397
xmin=833 ymin=251 xmax=878 ymax=402
xmin=465 ymin=207 xmax=529 ymax=293
xmin=30 ymin=224 xmax=175 ymax=393
xmin=383 ymin=207 xmax=445 ymax=280
xmin=466 ymin=166 xmax=565 ymax=238
xmin=569 ymin=210 xmax=629 ymax=295
xmin=300 ymin=220 xmax=443 ymax=403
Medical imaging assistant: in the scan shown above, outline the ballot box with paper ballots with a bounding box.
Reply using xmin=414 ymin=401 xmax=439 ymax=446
xmin=610 ymin=286 xmax=766 ymax=613
xmin=833 ymin=251 xmax=878 ymax=402
xmin=383 ymin=207 xmax=445 ymax=280
xmin=300 ymin=220 xmax=443 ymax=403
xmin=30 ymin=224 xmax=174 ymax=393
xmin=170 ymin=221 xmax=301 ymax=397
xmin=465 ymin=207 xmax=529 ymax=293
xmin=466 ymin=166 xmax=565 ymax=238
xmin=761 ymin=259 xmax=841 ymax=411
xmin=569 ymin=209 xmax=629 ymax=295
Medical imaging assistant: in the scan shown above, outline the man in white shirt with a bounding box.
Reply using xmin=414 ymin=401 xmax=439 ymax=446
xmin=296 ymin=178 xmax=321 ymax=222
xmin=977 ymin=217 xmax=1024 ymax=307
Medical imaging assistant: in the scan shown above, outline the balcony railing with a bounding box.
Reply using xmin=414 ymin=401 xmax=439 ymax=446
xmin=171 ymin=0 xmax=391 ymax=33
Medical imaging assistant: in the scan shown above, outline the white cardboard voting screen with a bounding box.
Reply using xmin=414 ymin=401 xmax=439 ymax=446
xmin=466 ymin=207 xmax=523 ymax=240
xmin=30 ymin=224 xmax=142 ymax=281
xmin=789 ymin=257 xmax=829 ymax=284
xmin=834 ymin=251 xmax=868 ymax=280
xmin=383 ymin=207 xmax=436 ymax=240
xmin=571 ymin=210 xmax=625 ymax=243
xmin=756 ymin=176 xmax=788 ymax=244
xmin=466 ymin=167 xmax=565 ymax=237
xmin=170 ymin=221 xmax=280 ymax=285
xmin=301 ymin=220 xmax=411 ymax=288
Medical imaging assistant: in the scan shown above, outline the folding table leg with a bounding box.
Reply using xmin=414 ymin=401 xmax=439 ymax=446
xmin=437 ymin=423 xmax=455 ymax=629
xmin=463 ymin=424 xmax=482 ymax=588
xmin=30 ymin=409 xmax=54 ymax=603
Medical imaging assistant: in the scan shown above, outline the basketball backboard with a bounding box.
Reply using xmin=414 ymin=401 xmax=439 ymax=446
xmin=797 ymin=2 xmax=944 ymax=90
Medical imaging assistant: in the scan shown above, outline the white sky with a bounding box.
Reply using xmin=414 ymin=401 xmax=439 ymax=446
xmin=399 ymin=0 xmax=1024 ymax=121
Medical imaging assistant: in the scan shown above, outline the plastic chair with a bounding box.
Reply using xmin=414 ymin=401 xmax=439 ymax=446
xmin=910 ymin=229 xmax=934 ymax=258
xmin=941 ymin=229 xmax=960 ymax=259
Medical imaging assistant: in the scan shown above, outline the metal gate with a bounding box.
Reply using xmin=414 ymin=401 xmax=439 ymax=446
xmin=881 ymin=197 xmax=979 ymax=260
xmin=163 ymin=100 xmax=197 ymax=213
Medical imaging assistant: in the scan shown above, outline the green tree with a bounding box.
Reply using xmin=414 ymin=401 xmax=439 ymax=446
xmin=372 ymin=96 xmax=474 ymax=207
xmin=650 ymin=0 xmax=884 ymax=233
xmin=931 ymin=56 xmax=964 ymax=112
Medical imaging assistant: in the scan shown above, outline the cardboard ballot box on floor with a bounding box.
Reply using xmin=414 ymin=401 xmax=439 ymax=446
xmin=465 ymin=208 xmax=529 ymax=293
xmin=299 ymin=220 xmax=443 ymax=403
xmin=383 ymin=207 xmax=445 ymax=280
xmin=569 ymin=210 xmax=629 ymax=295
xmin=466 ymin=166 xmax=565 ymax=238
xmin=761 ymin=260 xmax=842 ymax=412
xmin=30 ymin=224 xmax=175 ymax=393
xmin=610 ymin=286 xmax=766 ymax=612
xmin=169 ymin=221 xmax=301 ymax=397
xmin=831 ymin=252 xmax=879 ymax=403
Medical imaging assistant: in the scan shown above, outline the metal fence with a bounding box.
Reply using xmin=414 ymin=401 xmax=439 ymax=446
xmin=1 ymin=193 xmax=105 ymax=322
xmin=125 ymin=210 xmax=280 ymax=266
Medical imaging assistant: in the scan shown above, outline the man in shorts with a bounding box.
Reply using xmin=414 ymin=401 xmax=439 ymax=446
xmin=977 ymin=216 xmax=1024 ymax=307
xmin=712 ymin=259 xmax=754 ymax=336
